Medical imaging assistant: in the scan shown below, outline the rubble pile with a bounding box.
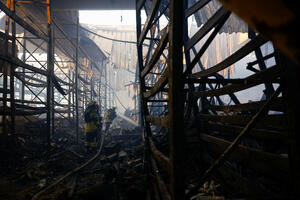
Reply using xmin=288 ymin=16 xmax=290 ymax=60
xmin=0 ymin=125 xmax=146 ymax=200
xmin=0 ymin=117 xmax=226 ymax=200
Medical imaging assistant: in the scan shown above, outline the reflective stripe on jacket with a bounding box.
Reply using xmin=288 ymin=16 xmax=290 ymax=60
xmin=84 ymin=108 xmax=101 ymax=133
xmin=85 ymin=122 xmax=98 ymax=133
xmin=105 ymin=111 xmax=112 ymax=122
xmin=85 ymin=137 xmax=98 ymax=147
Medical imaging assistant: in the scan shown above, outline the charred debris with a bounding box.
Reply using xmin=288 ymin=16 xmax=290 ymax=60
xmin=1 ymin=0 xmax=300 ymax=200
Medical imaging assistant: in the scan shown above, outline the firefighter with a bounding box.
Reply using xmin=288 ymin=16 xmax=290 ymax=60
xmin=84 ymin=100 xmax=102 ymax=153
xmin=104 ymin=107 xmax=117 ymax=133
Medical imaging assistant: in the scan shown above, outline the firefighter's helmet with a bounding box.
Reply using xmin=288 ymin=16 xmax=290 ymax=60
xmin=87 ymin=100 xmax=97 ymax=107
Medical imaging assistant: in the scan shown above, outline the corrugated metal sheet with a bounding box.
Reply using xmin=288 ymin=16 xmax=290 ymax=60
xmin=189 ymin=20 xmax=249 ymax=75
xmin=83 ymin=25 xmax=137 ymax=70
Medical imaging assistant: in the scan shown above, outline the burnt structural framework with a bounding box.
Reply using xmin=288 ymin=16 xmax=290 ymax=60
xmin=136 ymin=0 xmax=300 ymax=199
xmin=0 ymin=0 xmax=107 ymax=144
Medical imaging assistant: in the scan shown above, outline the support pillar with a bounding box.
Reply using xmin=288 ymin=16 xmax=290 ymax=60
xmin=168 ymin=0 xmax=185 ymax=198
xmin=21 ymin=29 xmax=26 ymax=102
xmin=46 ymin=0 xmax=54 ymax=144
xmin=68 ymin=65 xmax=71 ymax=122
xmin=104 ymin=60 xmax=107 ymax=112
xmin=2 ymin=0 xmax=10 ymax=134
xmin=75 ymin=12 xmax=79 ymax=143
xmin=9 ymin=0 xmax=16 ymax=135
xmin=90 ymin=63 xmax=92 ymax=100
xmin=276 ymin=52 xmax=300 ymax=198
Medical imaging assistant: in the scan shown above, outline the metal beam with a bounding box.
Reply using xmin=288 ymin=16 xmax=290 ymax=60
xmin=0 ymin=1 xmax=49 ymax=41
xmin=53 ymin=0 xmax=135 ymax=10
xmin=46 ymin=0 xmax=54 ymax=144
xmin=75 ymin=13 xmax=79 ymax=143
xmin=168 ymin=0 xmax=185 ymax=198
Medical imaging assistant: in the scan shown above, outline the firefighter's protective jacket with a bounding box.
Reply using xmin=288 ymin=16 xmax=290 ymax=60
xmin=105 ymin=108 xmax=116 ymax=123
xmin=84 ymin=103 xmax=101 ymax=133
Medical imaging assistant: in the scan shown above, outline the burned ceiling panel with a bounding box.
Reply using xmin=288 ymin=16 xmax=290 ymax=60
xmin=191 ymin=0 xmax=248 ymax=33
xmin=0 ymin=3 xmax=107 ymax=63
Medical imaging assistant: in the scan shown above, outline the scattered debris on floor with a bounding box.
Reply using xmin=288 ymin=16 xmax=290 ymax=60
xmin=0 ymin=125 xmax=146 ymax=200
xmin=1 ymin=119 xmax=232 ymax=200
